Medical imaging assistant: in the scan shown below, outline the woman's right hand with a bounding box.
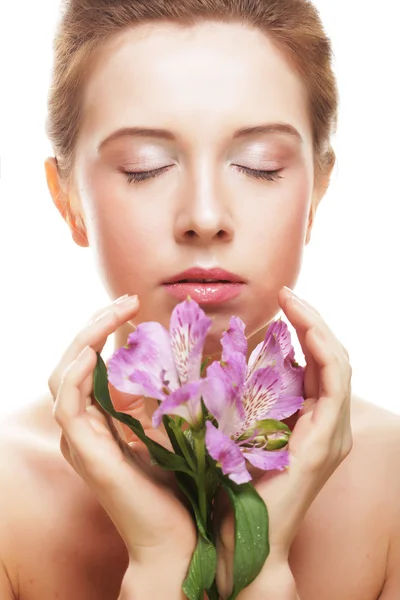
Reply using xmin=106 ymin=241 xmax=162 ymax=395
xmin=48 ymin=294 xmax=197 ymax=572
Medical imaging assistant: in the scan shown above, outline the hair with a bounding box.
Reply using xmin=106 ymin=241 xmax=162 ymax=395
xmin=46 ymin=0 xmax=338 ymax=203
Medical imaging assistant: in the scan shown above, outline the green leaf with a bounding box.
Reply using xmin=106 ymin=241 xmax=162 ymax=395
xmin=176 ymin=474 xmax=217 ymax=600
xmin=200 ymin=356 xmax=212 ymax=377
xmin=92 ymin=353 xmax=194 ymax=476
xmin=221 ymin=478 xmax=270 ymax=600
xmin=182 ymin=533 xmax=217 ymax=600
xmin=168 ymin=418 xmax=198 ymax=471
xmin=162 ymin=415 xmax=185 ymax=457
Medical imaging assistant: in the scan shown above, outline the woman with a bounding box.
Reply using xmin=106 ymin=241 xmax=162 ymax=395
xmin=0 ymin=0 xmax=399 ymax=599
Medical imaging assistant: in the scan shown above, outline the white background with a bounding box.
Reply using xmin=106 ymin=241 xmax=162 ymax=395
xmin=0 ymin=1 xmax=399 ymax=420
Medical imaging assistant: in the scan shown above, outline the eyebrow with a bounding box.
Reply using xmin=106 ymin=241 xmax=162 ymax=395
xmin=98 ymin=122 xmax=303 ymax=150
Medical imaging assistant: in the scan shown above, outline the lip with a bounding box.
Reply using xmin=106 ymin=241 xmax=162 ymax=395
xmin=162 ymin=267 xmax=246 ymax=305
xmin=163 ymin=267 xmax=245 ymax=285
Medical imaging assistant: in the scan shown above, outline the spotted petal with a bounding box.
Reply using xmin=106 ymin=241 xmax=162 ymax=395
xmin=169 ymin=298 xmax=212 ymax=386
xmin=266 ymin=319 xmax=295 ymax=359
xmin=247 ymin=329 xmax=284 ymax=379
xmin=202 ymin=355 xmax=247 ymax=437
xmin=152 ymin=380 xmax=204 ymax=428
xmin=265 ymin=394 xmax=304 ymax=421
xmin=205 ymin=421 xmax=252 ymax=484
xmin=237 ymin=366 xmax=281 ymax=437
xmin=126 ymin=370 xmax=166 ymax=401
xmin=281 ymin=357 xmax=305 ymax=398
xmin=243 ymin=447 xmax=289 ymax=471
xmin=221 ymin=316 xmax=248 ymax=361
xmin=107 ymin=322 xmax=179 ymax=395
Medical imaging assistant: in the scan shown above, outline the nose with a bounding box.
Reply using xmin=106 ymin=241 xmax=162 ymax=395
xmin=173 ymin=165 xmax=235 ymax=245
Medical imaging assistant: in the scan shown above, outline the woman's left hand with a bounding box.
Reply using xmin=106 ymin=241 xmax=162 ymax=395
xmin=216 ymin=286 xmax=354 ymax=596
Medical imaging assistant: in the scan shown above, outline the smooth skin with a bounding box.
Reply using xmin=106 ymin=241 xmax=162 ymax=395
xmin=49 ymin=284 xmax=353 ymax=599
xmin=1 ymin=20 xmax=400 ymax=600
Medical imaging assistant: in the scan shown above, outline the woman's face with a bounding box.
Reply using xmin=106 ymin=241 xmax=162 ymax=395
xmin=63 ymin=21 xmax=317 ymax=357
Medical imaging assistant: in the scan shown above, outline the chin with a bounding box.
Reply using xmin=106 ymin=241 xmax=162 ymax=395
xmin=202 ymin=335 xmax=225 ymax=360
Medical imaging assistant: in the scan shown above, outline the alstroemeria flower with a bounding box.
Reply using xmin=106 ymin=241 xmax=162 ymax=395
xmin=107 ymin=298 xmax=212 ymax=428
xmin=203 ymin=317 xmax=305 ymax=484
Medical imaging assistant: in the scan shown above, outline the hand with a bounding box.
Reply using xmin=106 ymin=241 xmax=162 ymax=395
xmin=48 ymin=294 xmax=197 ymax=568
xmin=216 ymin=286 xmax=353 ymax=597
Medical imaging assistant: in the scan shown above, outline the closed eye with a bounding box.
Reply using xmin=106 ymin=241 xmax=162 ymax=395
xmin=124 ymin=165 xmax=173 ymax=184
xmin=232 ymin=165 xmax=283 ymax=182
xmin=123 ymin=164 xmax=283 ymax=184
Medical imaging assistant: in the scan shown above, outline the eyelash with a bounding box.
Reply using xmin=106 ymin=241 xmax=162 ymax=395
xmin=124 ymin=165 xmax=283 ymax=184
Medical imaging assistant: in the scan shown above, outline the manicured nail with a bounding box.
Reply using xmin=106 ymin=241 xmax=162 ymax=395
xmin=283 ymin=286 xmax=294 ymax=296
xmin=291 ymin=295 xmax=306 ymax=309
xmin=283 ymin=286 xmax=305 ymax=308
xmin=114 ymin=294 xmax=129 ymax=304
xmin=283 ymin=286 xmax=300 ymax=300
xmin=118 ymin=294 xmax=138 ymax=308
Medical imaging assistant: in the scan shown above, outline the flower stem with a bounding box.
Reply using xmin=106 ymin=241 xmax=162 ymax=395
xmin=194 ymin=430 xmax=207 ymax=527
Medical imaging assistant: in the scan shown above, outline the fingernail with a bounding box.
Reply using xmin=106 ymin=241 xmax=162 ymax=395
xmin=283 ymin=286 xmax=300 ymax=299
xmin=283 ymin=286 xmax=305 ymax=307
xmin=118 ymin=294 xmax=138 ymax=307
xmin=114 ymin=294 xmax=129 ymax=304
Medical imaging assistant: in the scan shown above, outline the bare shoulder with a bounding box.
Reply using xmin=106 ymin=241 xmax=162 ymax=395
xmin=351 ymin=393 xmax=400 ymax=435
xmin=0 ymin=394 xmax=128 ymax=600
xmin=350 ymin=394 xmax=400 ymax=488
xmin=290 ymin=394 xmax=400 ymax=600
xmin=0 ymin=395 xmax=81 ymax=595
xmin=351 ymin=397 xmax=400 ymax=598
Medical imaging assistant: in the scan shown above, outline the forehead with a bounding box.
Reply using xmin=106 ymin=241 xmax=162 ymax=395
xmin=79 ymin=21 xmax=312 ymax=148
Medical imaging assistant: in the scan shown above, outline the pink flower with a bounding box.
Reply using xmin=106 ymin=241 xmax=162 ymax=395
xmin=203 ymin=318 xmax=305 ymax=484
xmin=107 ymin=298 xmax=212 ymax=428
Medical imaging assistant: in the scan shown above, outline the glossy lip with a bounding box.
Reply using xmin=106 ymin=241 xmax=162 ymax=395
xmin=162 ymin=267 xmax=246 ymax=305
xmin=163 ymin=267 xmax=246 ymax=285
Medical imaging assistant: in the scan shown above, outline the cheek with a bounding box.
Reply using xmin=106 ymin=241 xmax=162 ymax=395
xmin=243 ymin=172 xmax=311 ymax=290
xmin=79 ymin=168 xmax=167 ymax=293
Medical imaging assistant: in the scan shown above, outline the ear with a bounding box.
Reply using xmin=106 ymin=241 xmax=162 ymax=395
xmin=44 ymin=157 xmax=89 ymax=248
xmin=305 ymin=162 xmax=335 ymax=246
xmin=305 ymin=191 xmax=319 ymax=246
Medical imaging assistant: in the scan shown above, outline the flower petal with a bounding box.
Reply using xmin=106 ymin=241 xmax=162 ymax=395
xmin=203 ymin=354 xmax=247 ymax=435
xmin=266 ymin=319 xmax=295 ymax=360
xmin=169 ymin=299 xmax=212 ymax=385
xmin=280 ymin=357 xmax=305 ymax=398
xmin=237 ymin=366 xmax=281 ymax=437
xmin=247 ymin=329 xmax=284 ymax=379
xmin=266 ymin=394 xmax=305 ymax=420
xmin=127 ymin=370 xmax=166 ymax=401
xmin=221 ymin=316 xmax=248 ymax=361
xmin=107 ymin=322 xmax=179 ymax=395
xmin=243 ymin=447 xmax=289 ymax=471
xmin=152 ymin=380 xmax=204 ymax=428
xmin=202 ymin=374 xmax=241 ymax=438
xmin=205 ymin=421 xmax=252 ymax=484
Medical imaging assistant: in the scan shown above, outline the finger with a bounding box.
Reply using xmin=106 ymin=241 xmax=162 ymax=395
xmin=278 ymin=287 xmax=332 ymax=341
xmin=55 ymin=346 xmax=176 ymax=501
xmin=48 ymin=295 xmax=139 ymax=402
xmin=278 ymin=288 xmax=349 ymax=385
xmin=293 ymin=325 xmax=320 ymax=405
xmin=107 ymin=375 xmax=170 ymax=449
xmin=53 ymin=345 xmax=97 ymax=423
xmin=304 ymin=326 xmax=352 ymax=425
xmin=279 ymin=288 xmax=349 ymax=359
